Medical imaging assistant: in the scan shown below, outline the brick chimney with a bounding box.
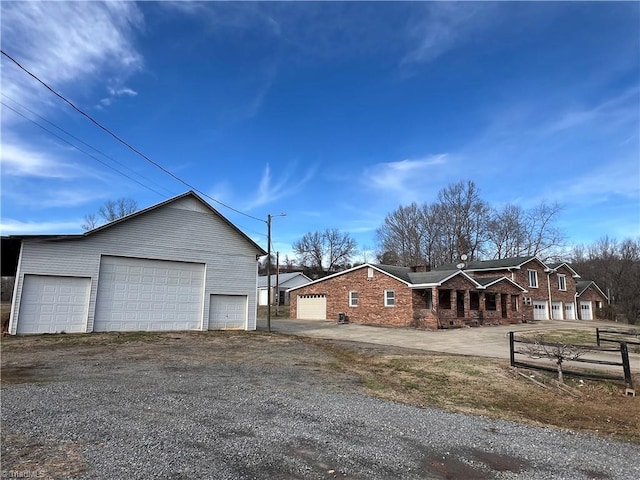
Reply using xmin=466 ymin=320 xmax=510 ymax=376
xmin=411 ymin=264 xmax=430 ymax=272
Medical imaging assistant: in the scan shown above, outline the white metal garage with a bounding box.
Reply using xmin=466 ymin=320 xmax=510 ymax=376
xmin=532 ymin=300 xmax=548 ymax=321
xmin=17 ymin=275 xmax=90 ymax=334
xmin=94 ymin=256 xmax=205 ymax=332
xmin=551 ymin=302 xmax=563 ymax=320
xmin=209 ymin=294 xmax=247 ymax=329
xmin=297 ymin=294 xmax=327 ymax=320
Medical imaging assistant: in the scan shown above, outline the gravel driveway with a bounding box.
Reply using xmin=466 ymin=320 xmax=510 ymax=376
xmin=2 ymin=332 xmax=639 ymax=480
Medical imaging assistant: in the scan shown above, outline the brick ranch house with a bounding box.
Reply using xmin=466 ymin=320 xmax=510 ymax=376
xmin=289 ymin=256 xmax=609 ymax=329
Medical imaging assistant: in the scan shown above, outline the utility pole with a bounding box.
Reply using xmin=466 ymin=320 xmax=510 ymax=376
xmin=266 ymin=214 xmax=286 ymax=333
xmin=267 ymin=215 xmax=272 ymax=332
xmin=275 ymin=252 xmax=280 ymax=317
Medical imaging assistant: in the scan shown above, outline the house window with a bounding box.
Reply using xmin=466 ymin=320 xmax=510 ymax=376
xmin=438 ymin=289 xmax=451 ymax=309
xmin=384 ymin=290 xmax=395 ymax=307
xmin=486 ymin=293 xmax=497 ymax=311
xmin=470 ymin=292 xmax=480 ymax=310
xmin=527 ymin=270 xmax=538 ymax=288
xmin=596 ymin=301 xmax=603 ymax=309
xmin=349 ymin=291 xmax=358 ymax=307
xmin=558 ymin=275 xmax=566 ymax=291
xmin=425 ymin=290 xmax=433 ymax=309
xmin=511 ymin=295 xmax=519 ymax=312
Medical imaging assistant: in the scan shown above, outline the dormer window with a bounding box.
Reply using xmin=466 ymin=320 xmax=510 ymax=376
xmin=527 ymin=270 xmax=538 ymax=288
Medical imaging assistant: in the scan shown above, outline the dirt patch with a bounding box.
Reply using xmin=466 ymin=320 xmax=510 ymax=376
xmin=1 ymin=432 xmax=87 ymax=479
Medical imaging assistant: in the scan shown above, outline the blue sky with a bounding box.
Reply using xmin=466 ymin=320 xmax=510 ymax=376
xmin=1 ymin=1 xmax=639 ymax=261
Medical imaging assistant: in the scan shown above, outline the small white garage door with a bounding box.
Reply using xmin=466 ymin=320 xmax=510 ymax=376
xmin=209 ymin=295 xmax=247 ymax=329
xmin=258 ymin=288 xmax=268 ymax=306
xmin=580 ymin=301 xmax=593 ymax=320
xmin=17 ymin=275 xmax=90 ymax=334
xmin=94 ymin=256 xmax=204 ymax=332
xmin=532 ymin=301 xmax=548 ymax=321
xmin=297 ymin=294 xmax=327 ymax=320
xmin=565 ymin=303 xmax=575 ymax=320
xmin=551 ymin=302 xmax=563 ymax=320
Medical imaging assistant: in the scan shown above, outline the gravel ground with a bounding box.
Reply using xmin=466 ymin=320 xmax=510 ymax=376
xmin=2 ymin=334 xmax=639 ymax=480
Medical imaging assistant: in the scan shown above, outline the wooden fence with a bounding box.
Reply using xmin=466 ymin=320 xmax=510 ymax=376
xmin=509 ymin=332 xmax=634 ymax=389
xmin=596 ymin=328 xmax=640 ymax=347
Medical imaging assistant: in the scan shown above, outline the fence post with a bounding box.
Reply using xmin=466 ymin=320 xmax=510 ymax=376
xmin=620 ymin=342 xmax=633 ymax=389
xmin=596 ymin=328 xmax=601 ymax=346
xmin=509 ymin=331 xmax=515 ymax=367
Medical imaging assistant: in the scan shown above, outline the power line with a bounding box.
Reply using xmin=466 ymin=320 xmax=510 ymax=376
xmin=1 ymin=49 xmax=266 ymax=224
xmin=3 ymin=101 xmax=170 ymax=197
xmin=2 ymin=93 xmax=176 ymax=198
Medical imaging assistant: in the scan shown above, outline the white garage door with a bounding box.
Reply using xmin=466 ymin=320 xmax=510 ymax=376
xmin=580 ymin=301 xmax=593 ymax=320
xmin=532 ymin=301 xmax=548 ymax=321
xmin=17 ymin=275 xmax=90 ymax=334
xmin=565 ymin=303 xmax=575 ymax=320
xmin=258 ymin=288 xmax=268 ymax=306
xmin=209 ymin=295 xmax=247 ymax=329
xmin=551 ymin=302 xmax=563 ymax=320
xmin=94 ymin=256 xmax=204 ymax=332
xmin=297 ymin=294 xmax=327 ymax=320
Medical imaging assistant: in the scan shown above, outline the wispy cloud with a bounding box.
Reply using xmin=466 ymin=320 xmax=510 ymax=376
xmin=401 ymin=3 xmax=496 ymax=65
xmin=362 ymin=154 xmax=448 ymax=201
xmin=244 ymin=163 xmax=315 ymax=210
xmin=0 ymin=141 xmax=85 ymax=179
xmin=0 ymin=218 xmax=85 ymax=235
xmin=1 ymin=1 xmax=143 ymax=121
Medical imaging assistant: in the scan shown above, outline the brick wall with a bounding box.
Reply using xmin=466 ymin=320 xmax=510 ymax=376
xmin=290 ymin=266 xmax=413 ymax=327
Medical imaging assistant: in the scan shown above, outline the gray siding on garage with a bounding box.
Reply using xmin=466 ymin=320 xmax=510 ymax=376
xmin=9 ymin=195 xmax=262 ymax=334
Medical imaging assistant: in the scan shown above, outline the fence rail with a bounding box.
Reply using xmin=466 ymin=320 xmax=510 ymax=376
xmin=509 ymin=332 xmax=633 ymax=389
xmin=596 ymin=328 xmax=640 ymax=347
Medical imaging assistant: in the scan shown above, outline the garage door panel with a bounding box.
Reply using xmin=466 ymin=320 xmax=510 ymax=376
xmin=209 ymin=295 xmax=247 ymax=330
xmin=532 ymin=301 xmax=548 ymax=321
xmin=95 ymin=256 xmax=204 ymax=332
xmin=297 ymin=294 xmax=327 ymax=320
xmin=17 ymin=275 xmax=90 ymax=334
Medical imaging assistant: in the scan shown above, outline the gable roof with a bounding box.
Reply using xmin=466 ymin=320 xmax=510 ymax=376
xmin=287 ymin=263 xmax=413 ymax=292
xmin=435 ymin=256 xmax=549 ymax=272
xmin=258 ymin=272 xmax=311 ymax=288
xmin=474 ymin=276 xmax=528 ymax=292
xmin=7 ymin=191 xmax=267 ymax=255
xmin=547 ymin=262 xmax=581 ymax=278
xmin=576 ymin=280 xmax=609 ymax=301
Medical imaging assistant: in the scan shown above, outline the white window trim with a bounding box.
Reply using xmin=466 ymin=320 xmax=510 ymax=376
xmin=349 ymin=291 xmax=358 ymax=307
xmin=558 ymin=274 xmax=566 ymax=291
xmin=527 ymin=270 xmax=538 ymax=288
xmin=384 ymin=290 xmax=396 ymax=307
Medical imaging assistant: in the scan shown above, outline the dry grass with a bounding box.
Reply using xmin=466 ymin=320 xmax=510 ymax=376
xmin=256 ymin=305 xmax=290 ymax=319
xmin=1 ymin=302 xmax=11 ymax=332
xmin=315 ymin=340 xmax=640 ymax=443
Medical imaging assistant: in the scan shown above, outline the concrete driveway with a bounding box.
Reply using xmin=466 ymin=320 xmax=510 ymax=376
xmin=259 ymin=317 xmax=640 ymax=373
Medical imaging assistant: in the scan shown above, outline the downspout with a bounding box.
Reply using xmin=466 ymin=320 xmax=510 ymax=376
xmin=547 ymin=272 xmax=552 ymax=320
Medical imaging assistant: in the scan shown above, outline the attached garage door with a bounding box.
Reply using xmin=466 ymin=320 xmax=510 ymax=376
xmin=580 ymin=301 xmax=593 ymax=320
xmin=209 ymin=295 xmax=247 ymax=329
xmin=565 ymin=303 xmax=575 ymax=320
xmin=532 ymin=301 xmax=548 ymax=321
xmin=94 ymin=256 xmax=204 ymax=332
xmin=551 ymin=302 xmax=563 ymax=320
xmin=297 ymin=294 xmax=327 ymax=320
xmin=17 ymin=275 xmax=90 ymax=334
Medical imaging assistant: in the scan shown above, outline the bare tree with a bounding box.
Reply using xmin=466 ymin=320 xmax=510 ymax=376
xmin=522 ymin=201 xmax=565 ymax=259
xmin=571 ymin=237 xmax=640 ymax=324
xmin=376 ymin=202 xmax=430 ymax=267
xmin=525 ymin=335 xmax=585 ymax=383
xmin=434 ymin=180 xmax=489 ymax=262
xmin=82 ymin=198 xmax=138 ymax=231
xmin=293 ymin=229 xmax=357 ymax=275
xmin=98 ymin=198 xmax=138 ymax=222
xmin=81 ymin=213 xmax=100 ymax=232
